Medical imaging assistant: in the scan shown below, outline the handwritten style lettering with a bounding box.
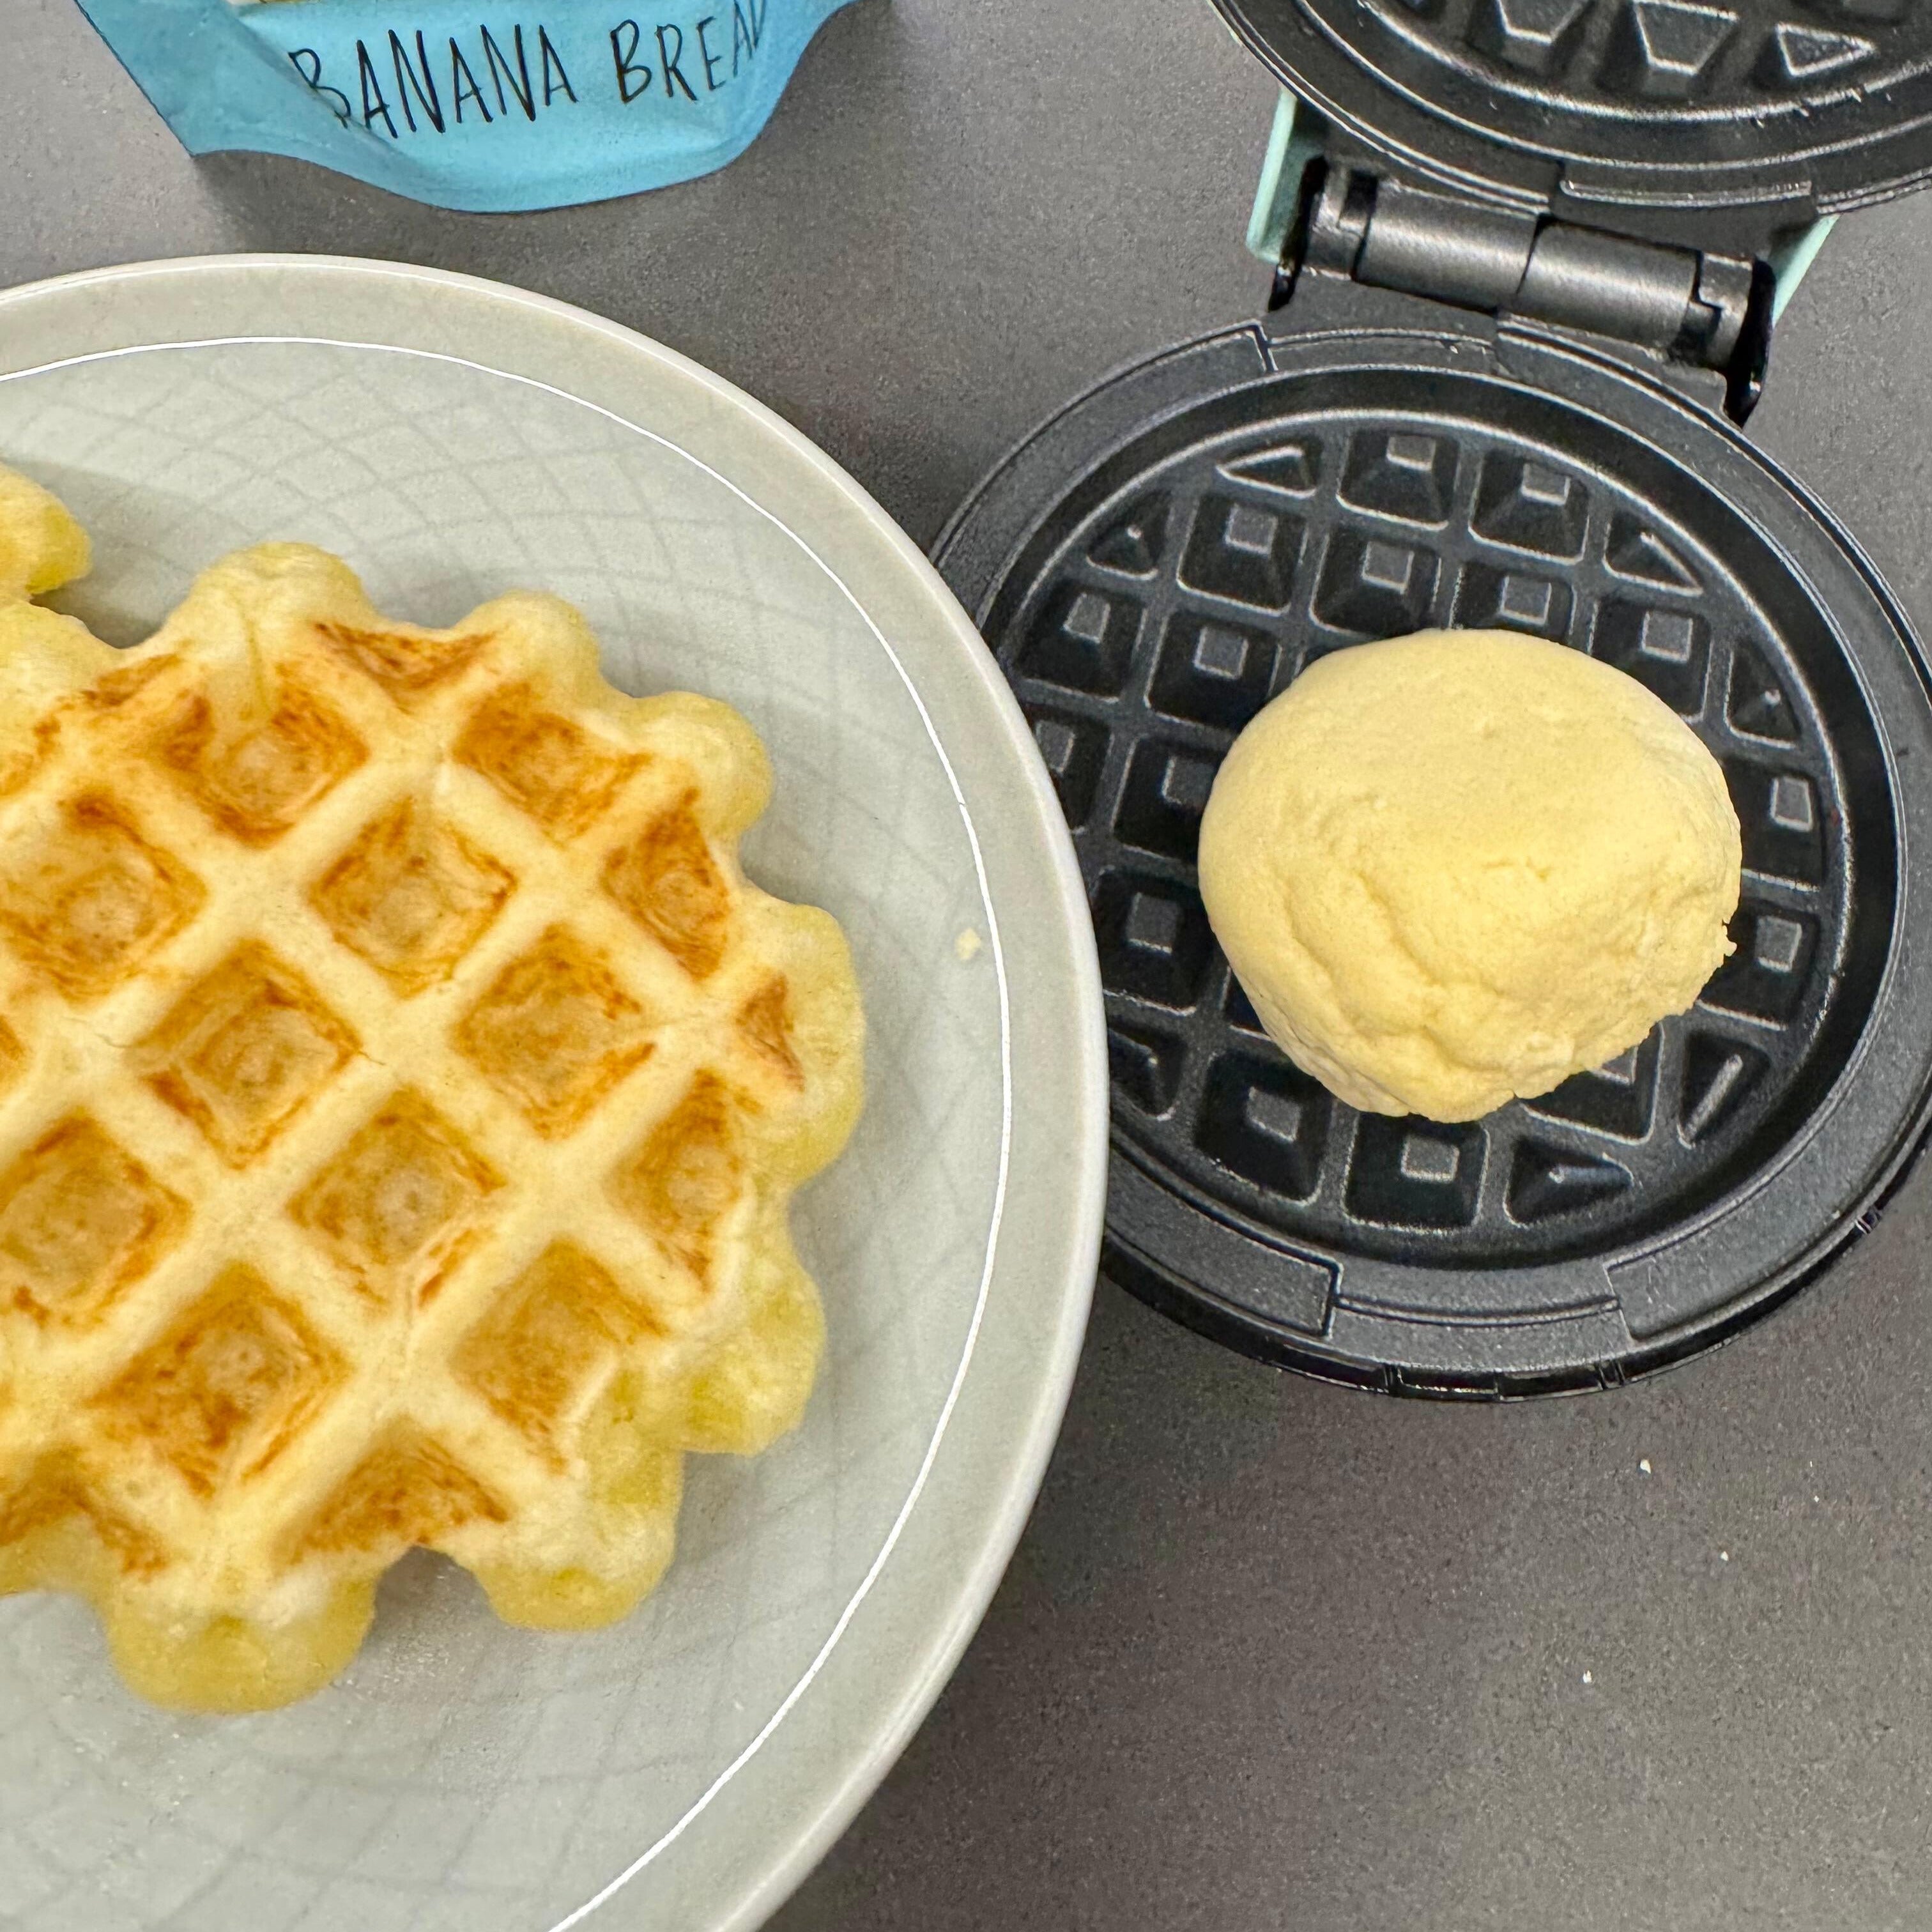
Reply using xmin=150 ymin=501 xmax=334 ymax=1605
xmin=291 ymin=16 xmax=765 ymax=139
xmin=610 ymin=21 xmax=653 ymax=102
xmin=390 ymin=31 xmax=447 ymax=134
xmin=288 ymin=48 xmax=353 ymax=125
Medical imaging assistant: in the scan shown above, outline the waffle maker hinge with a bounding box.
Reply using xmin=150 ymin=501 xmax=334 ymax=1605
xmin=1271 ymin=161 xmax=1777 ymax=425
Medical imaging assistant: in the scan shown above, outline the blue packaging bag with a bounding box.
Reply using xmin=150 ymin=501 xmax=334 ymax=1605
xmin=76 ymin=0 xmax=859 ymax=212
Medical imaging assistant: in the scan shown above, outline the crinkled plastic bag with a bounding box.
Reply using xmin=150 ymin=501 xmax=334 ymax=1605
xmin=76 ymin=0 xmax=859 ymax=212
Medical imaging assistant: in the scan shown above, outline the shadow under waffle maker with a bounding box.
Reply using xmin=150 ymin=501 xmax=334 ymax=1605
xmin=935 ymin=0 xmax=1932 ymax=1395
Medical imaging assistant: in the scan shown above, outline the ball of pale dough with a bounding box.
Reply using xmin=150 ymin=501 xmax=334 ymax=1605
xmin=1197 ymin=629 xmax=1742 ymax=1122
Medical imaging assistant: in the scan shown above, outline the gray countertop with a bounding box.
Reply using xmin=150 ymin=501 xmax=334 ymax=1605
xmin=9 ymin=3 xmax=1932 ymax=1926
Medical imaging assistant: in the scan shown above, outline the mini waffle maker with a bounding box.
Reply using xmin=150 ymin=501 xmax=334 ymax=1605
xmin=934 ymin=0 xmax=1932 ymax=1394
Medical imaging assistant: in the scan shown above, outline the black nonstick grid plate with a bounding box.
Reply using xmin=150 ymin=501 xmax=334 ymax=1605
xmin=937 ymin=306 xmax=1932 ymax=1393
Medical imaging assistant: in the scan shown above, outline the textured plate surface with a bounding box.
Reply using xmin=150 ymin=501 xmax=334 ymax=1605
xmin=0 ymin=257 xmax=1107 ymax=1932
xmin=937 ymin=309 xmax=1932 ymax=1393
xmin=1214 ymin=0 xmax=1932 ymax=250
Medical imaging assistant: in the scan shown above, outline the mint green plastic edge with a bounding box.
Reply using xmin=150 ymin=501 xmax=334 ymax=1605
xmin=1769 ymin=215 xmax=1836 ymax=319
xmin=1244 ymin=91 xmax=1301 ymax=264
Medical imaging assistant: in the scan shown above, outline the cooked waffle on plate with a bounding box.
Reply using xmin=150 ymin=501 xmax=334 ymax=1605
xmin=0 ymin=471 xmax=864 ymax=1710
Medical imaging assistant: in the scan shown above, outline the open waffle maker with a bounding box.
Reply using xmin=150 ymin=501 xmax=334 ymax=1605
xmin=935 ymin=0 xmax=1932 ymax=1394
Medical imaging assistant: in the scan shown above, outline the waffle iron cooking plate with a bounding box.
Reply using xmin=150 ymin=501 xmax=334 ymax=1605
xmin=935 ymin=4 xmax=1932 ymax=1393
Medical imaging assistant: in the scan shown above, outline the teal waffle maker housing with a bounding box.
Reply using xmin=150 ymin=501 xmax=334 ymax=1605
xmin=936 ymin=0 xmax=1932 ymax=1395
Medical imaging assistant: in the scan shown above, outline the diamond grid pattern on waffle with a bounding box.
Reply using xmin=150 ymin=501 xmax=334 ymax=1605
xmin=0 ymin=541 xmax=863 ymax=1709
xmin=999 ymin=418 xmax=1849 ymax=1266
xmin=91 ymin=1263 xmax=348 ymax=1501
xmin=0 ymin=340 xmax=1019 ymax=1932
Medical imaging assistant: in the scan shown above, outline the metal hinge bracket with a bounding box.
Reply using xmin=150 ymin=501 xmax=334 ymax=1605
xmin=1244 ymin=90 xmax=1834 ymax=426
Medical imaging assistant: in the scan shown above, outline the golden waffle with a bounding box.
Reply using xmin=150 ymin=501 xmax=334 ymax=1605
xmin=0 ymin=473 xmax=864 ymax=1711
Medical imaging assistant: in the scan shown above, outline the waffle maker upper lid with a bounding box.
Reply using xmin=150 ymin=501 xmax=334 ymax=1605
xmin=1212 ymin=0 xmax=1932 ymax=256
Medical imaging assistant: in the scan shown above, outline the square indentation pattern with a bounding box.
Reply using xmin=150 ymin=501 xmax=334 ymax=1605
xmin=1091 ymin=871 xmax=1213 ymax=1010
xmin=1108 ymin=1022 xmax=1186 ymax=1117
xmin=1592 ymin=597 xmax=1710 ymax=714
xmin=456 ymin=683 xmax=640 ymax=842
xmin=1018 ymin=583 xmax=1143 ymax=696
xmin=1346 ymin=1117 xmax=1485 ymax=1229
xmin=310 ymin=796 xmax=516 ymax=998
xmin=455 ymin=924 xmax=661 ymax=1139
xmin=1701 ymin=903 xmax=1818 ymax=1023
xmin=1316 ymin=530 xmax=1439 ymax=636
xmin=93 ymin=1263 xmax=345 ymax=1498
xmin=1116 ymin=740 xmax=1217 ymax=862
xmin=1197 ymin=1055 xmax=1333 ymax=1201
xmin=136 ymin=941 xmax=359 ymax=1167
xmin=451 ymin=1239 xmax=661 ymax=1466
xmin=153 ymin=680 xmax=366 ymax=848
xmin=602 ymin=798 xmax=735 ymax=982
xmin=1455 ymin=562 xmax=1572 ymax=640
xmin=288 ymin=1087 xmax=502 ymax=1307
xmin=289 ymin=1420 xmax=505 ymax=1563
xmin=1725 ymin=761 xmax=1824 ymax=884
xmin=1472 ymin=452 xmax=1588 ymax=558
xmin=1031 ymin=713 xmax=1107 ymax=828
xmin=608 ymin=1070 xmax=749 ymax=1287
xmin=1340 ymin=431 xmax=1458 ymax=525
xmin=0 ymin=1115 xmax=187 ymax=1328
xmin=1179 ymin=496 xmax=1301 ymax=611
xmin=1151 ymin=613 xmax=1276 ymax=731
xmin=0 ymin=794 xmax=206 ymax=1006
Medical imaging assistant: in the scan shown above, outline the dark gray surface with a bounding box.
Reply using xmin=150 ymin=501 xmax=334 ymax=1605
xmin=6 ymin=3 xmax=1932 ymax=1927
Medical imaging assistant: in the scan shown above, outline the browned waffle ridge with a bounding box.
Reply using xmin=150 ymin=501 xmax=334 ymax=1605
xmin=0 ymin=501 xmax=864 ymax=1712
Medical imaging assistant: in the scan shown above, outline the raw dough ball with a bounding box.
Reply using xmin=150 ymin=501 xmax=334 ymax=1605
xmin=1197 ymin=628 xmax=1742 ymax=1122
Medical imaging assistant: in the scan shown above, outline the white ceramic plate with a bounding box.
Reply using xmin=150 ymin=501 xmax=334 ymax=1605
xmin=0 ymin=257 xmax=1106 ymax=1932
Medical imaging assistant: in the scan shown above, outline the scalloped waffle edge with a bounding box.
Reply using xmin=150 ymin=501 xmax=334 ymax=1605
xmin=0 ymin=469 xmax=863 ymax=1710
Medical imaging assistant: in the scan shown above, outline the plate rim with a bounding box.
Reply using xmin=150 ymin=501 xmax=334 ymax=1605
xmin=0 ymin=251 xmax=1109 ymax=1932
